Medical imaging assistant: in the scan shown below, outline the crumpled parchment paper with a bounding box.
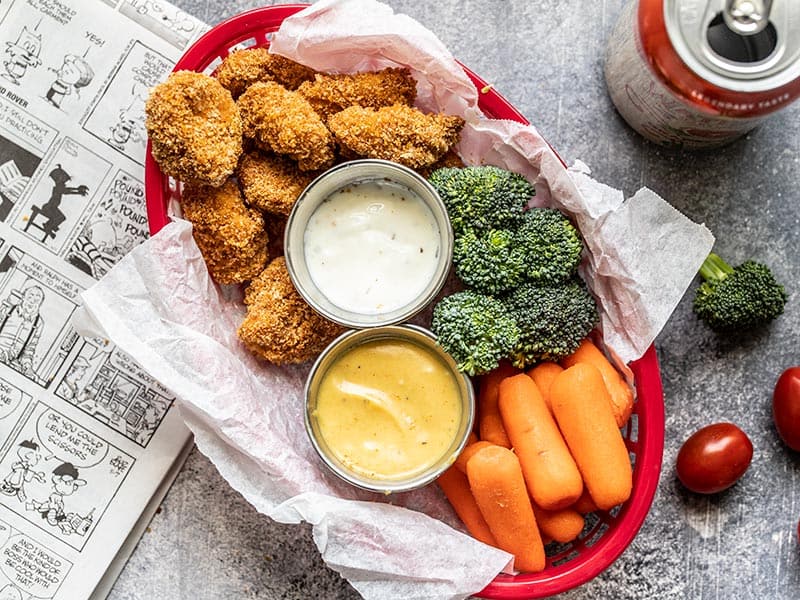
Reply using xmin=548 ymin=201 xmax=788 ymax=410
xmin=73 ymin=1 xmax=715 ymax=598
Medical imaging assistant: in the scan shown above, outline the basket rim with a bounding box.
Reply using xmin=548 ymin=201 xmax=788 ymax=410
xmin=142 ymin=5 xmax=666 ymax=599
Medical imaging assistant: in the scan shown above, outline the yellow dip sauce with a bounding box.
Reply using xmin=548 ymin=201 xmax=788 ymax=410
xmin=312 ymin=338 xmax=462 ymax=482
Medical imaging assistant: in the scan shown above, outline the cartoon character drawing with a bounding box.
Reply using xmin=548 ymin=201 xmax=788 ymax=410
xmin=135 ymin=400 xmax=167 ymax=444
xmin=0 ymin=285 xmax=45 ymax=377
xmin=108 ymin=111 xmax=143 ymax=150
xmin=0 ymin=440 xmax=45 ymax=501
xmin=67 ymin=220 xmax=121 ymax=278
xmin=26 ymin=462 xmax=93 ymax=535
xmin=56 ymin=356 xmax=91 ymax=401
xmin=25 ymin=164 xmax=89 ymax=240
xmin=45 ymin=54 xmax=94 ymax=109
xmin=108 ymin=87 xmax=147 ymax=151
xmin=2 ymin=25 xmax=42 ymax=84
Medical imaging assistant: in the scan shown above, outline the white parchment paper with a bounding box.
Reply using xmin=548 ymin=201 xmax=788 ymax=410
xmin=74 ymin=1 xmax=715 ymax=598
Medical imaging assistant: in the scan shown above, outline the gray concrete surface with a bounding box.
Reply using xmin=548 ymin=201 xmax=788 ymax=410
xmin=109 ymin=1 xmax=800 ymax=599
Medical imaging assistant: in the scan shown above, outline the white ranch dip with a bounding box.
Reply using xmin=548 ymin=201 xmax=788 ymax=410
xmin=303 ymin=180 xmax=441 ymax=315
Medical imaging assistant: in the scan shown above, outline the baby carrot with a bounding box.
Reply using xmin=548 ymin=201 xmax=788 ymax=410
xmin=467 ymin=445 xmax=545 ymax=573
xmin=478 ymin=361 xmax=518 ymax=448
xmin=498 ymin=374 xmax=583 ymax=510
xmin=571 ymin=488 xmax=599 ymax=514
xmin=526 ymin=362 xmax=564 ymax=415
xmin=550 ymin=363 xmax=633 ymax=511
xmin=454 ymin=440 xmax=496 ymax=474
xmin=560 ymin=338 xmax=634 ymax=427
xmin=531 ymin=503 xmax=585 ymax=544
xmin=437 ymin=466 xmax=498 ymax=548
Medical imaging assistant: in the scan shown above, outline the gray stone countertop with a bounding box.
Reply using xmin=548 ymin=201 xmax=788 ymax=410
xmin=109 ymin=1 xmax=800 ymax=599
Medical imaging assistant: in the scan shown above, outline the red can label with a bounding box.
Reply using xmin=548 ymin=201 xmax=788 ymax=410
xmin=604 ymin=1 xmax=771 ymax=148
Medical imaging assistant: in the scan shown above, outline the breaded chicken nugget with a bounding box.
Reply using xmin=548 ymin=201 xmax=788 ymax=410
xmin=215 ymin=48 xmax=316 ymax=98
xmin=327 ymin=104 xmax=465 ymax=170
xmin=238 ymin=257 xmax=344 ymax=364
xmin=237 ymin=151 xmax=318 ymax=215
xmin=297 ymin=67 xmax=417 ymax=120
xmin=181 ymin=179 xmax=268 ymax=284
xmin=146 ymin=71 xmax=242 ymax=186
xmin=237 ymin=81 xmax=335 ymax=172
xmin=417 ymin=149 xmax=465 ymax=179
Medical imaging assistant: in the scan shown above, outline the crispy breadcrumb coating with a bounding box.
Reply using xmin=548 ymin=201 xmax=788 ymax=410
xmin=237 ymin=81 xmax=335 ymax=171
xmin=238 ymin=257 xmax=344 ymax=364
xmin=215 ymin=48 xmax=317 ymax=98
xmin=181 ymin=179 xmax=268 ymax=284
xmin=416 ymin=149 xmax=465 ymax=179
xmin=237 ymin=152 xmax=318 ymax=216
xmin=145 ymin=71 xmax=242 ymax=187
xmin=327 ymin=104 xmax=465 ymax=170
xmin=297 ymin=68 xmax=417 ymax=120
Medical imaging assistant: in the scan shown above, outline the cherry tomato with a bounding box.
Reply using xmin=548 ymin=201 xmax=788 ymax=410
xmin=676 ymin=423 xmax=753 ymax=494
xmin=773 ymin=367 xmax=800 ymax=451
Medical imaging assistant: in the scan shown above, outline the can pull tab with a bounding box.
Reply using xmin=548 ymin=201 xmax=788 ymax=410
xmin=724 ymin=0 xmax=773 ymax=35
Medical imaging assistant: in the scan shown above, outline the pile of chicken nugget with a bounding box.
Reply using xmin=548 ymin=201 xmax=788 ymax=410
xmin=144 ymin=49 xmax=467 ymax=366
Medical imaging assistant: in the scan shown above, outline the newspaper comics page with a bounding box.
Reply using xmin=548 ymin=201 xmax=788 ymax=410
xmin=0 ymin=1 xmax=208 ymax=598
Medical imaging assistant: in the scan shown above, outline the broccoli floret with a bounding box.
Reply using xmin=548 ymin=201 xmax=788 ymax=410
xmin=431 ymin=290 xmax=520 ymax=376
xmin=693 ymin=252 xmax=787 ymax=331
xmin=515 ymin=208 xmax=583 ymax=284
xmin=428 ymin=165 xmax=534 ymax=234
xmin=452 ymin=229 xmax=526 ymax=294
xmin=503 ymin=278 xmax=599 ymax=367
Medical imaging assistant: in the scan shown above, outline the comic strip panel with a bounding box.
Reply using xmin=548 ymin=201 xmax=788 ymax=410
xmin=0 ymin=402 xmax=135 ymax=552
xmin=14 ymin=137 xmax=111 ymax=255
xmin=0 ymin=96 xmax=58 ymax=223
xmin=0 ymin=246 xmax=82 ymax=389
xmin=83 ymin=41 xmax=172 ymax=164
xmin=118 ymin=1 xmax=205 ymax=50
xmin=63 ymin=170 xmax=147 ymax=280
xmin=1 ymin=1 xmax=130 ymax=119
xmin=0 ymin=517 xmax=73 ymax=599
xmin=55 ymin=338 xmax=174 ymax=448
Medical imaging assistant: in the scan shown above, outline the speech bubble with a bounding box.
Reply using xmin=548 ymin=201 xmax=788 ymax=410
xmin=109 ymin=349 xmax=145 ymax=378
xmin=0 ymin=535 xmax=70 ymax=598
xmin=17 ymin=257 xmax=80 ymax=301
xmin=0 ymin=378 xmax=24 ymax=420
xmin=35 ymin=409 xmax=108 ymax=469
xmin=132 ymin=52 xmax=172 ymax=88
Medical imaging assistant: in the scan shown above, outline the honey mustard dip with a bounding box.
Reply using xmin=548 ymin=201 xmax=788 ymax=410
xmin=311 ymin=337 xmax=463 ymax=482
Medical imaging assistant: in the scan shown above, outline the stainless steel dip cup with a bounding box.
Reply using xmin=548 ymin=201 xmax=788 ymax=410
xmin=284 ymin=159 xmax=453 ymax=328
xmin=304 ymin=325 xmax=475 ymax=493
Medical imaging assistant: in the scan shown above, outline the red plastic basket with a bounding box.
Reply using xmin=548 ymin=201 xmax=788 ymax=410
xmin=143 ymin=6 xmax=665 ymax=598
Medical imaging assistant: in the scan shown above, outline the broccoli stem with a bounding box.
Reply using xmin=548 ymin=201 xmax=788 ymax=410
xmin=699 ymin=252 xmax=735 ymax=283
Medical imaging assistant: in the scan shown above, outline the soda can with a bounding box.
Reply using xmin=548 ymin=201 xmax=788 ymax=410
xmin=604 ymin=0 xmax=800 ymax=148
